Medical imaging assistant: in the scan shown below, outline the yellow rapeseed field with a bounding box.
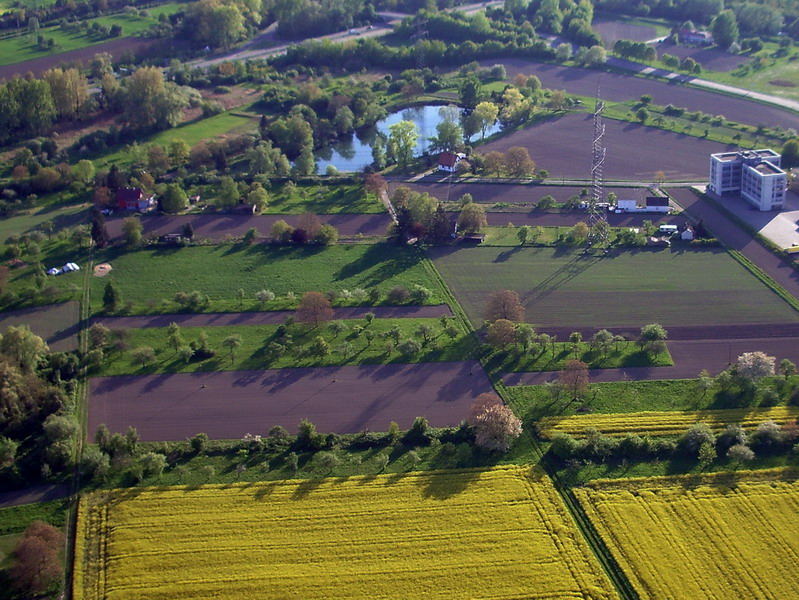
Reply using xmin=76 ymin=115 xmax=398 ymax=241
xmin=538 ymin=405 xmax=799 ymax=438
xmin=574 ymin=471 xmax=799 ymax=599
xmin=73 ymin=466 xmax=617 ymax=600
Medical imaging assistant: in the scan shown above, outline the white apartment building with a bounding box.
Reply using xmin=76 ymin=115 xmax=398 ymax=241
xmin=708 ymin=149 xmax=786 ymax=211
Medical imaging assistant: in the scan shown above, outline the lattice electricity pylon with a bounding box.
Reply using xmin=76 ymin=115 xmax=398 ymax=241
xmin=588 ymin=92 xmax=609 ymax=247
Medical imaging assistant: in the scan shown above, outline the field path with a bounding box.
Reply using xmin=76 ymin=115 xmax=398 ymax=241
xmin=503 ymin=336 xmax=799 ymax=385
xmin=88 ymin=361 xmax=493 ymax=440
xmin=91 ymin=305 xmax=453 ymax=328
xmin=0 ymin=483 xmax=70 ymax=509
xmin=668 ymin=188 xmax=799 ymax=302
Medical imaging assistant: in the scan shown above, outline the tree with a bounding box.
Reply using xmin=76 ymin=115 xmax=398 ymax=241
xmin=216 ymin=176 xmax=240 ymax=210
xmin=103 ymin=281 xmax=120 ymax=312
xmin=122 ymin=217 xmax=142 ymax=246
xmin=296 ymin=292 xmax=333 ymax=327
xmin=119 ymin=67 xmax=187 ymax=131
xmin=43 ymin=67 xmax=88 ymax=120
xmin=271 ymin=219 xmax=294 ymax=243
xmin=293 ymin=146 xmax=316 ymax=176
xmin=487 ymin=319 xmax=516 ymax=349
xmin=91 ymin=210 xmax=110 ymax=248
xmin=569 ymin=221 xmax=589 ymax=244
xmin=636 ymin=107 xmax=649 ymax=124
xmin=315 ymin=224 xmax=339 ymax=246
xmin=43 ymin=414 xmax=78 ymax=441
xmin=639 ymin=323 xmax=668 ymax=354
xmin=680 ymin=423 xmax=715 ymax=456
xmin=184 ymin=0 xmax=246 ymax=49
xmin=0 ymin=436 xmax=19 ymax=467
xmin=556 ymin=42 xmax=572 ymax=61
xmin=430 ymin=119 xmax=463 ymax=153
xmin=559 ymin=360 xmax=589 ymax=401
xmin=1 ymin=325 xmax=48 ymax=373
xmin=504 ymin=146 xmax=535 ymax=177
xmin=161 ymin=183 xmax=188 ymax=213
xmin=459 ymin=75 xmax=481 ymax=108
xmin=698 ymin=440 xmax=717 ymax=469
xmin=735 ymin=351 xmax=775 ymax=380
xmin=222 ymin=334 xmax=242 ymax=364
xmin=781 ymin=139 xmax=799 ymax=169
xmin=457 ymin=202 xmax=487 ymax=234
xmin=473 ymin=101 xmax=498 ymax=139
xmin=131 ymin=346 xmax=156 ymax=366
xmin=467 ymin=393 xmax=522 ymax=452
xmin=167 ymin=322 xmax=184 ymax=353
xmin=712 ymin=9 xmax=739 ymax=49
xmin=247 ymin=183 xmax=269 ymax=213
xmin=779 ymin=358 xmax=797 ymax=380
xmin=485 ymin=290 xmax=525 ymax=322
xmin=9 ymin=521 xmax=64 ymax=596
xmin=72 ymin=159 xmax=95 ymax=186
xmin=727 ymin=443 xmax=754 ymax=468
xmin=388 ymin=120 xmax=418 ymax=170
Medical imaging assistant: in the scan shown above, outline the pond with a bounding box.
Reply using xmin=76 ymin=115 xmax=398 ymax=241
xmin=315 ymin=104 xmax=501 ymax=174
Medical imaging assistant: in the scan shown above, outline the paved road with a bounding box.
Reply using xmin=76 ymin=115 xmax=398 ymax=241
xmin=502 ymin=336 xmax=799 ymax=385
xmin=89 ymin=361 xmax=494 ymax=439
xmin=668 ymin=188 xmax=799 ymax=302
xmin=92 ymin=305 xmax=453 ymax=329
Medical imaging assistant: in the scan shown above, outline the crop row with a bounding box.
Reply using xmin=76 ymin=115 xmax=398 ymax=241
xmin=574 ymin=471 xmax=799 ymax=599
xmin=538 ymin=406 xmax=799 ymax=438
xmin=72 ymin=466 xmax=618 ymax=600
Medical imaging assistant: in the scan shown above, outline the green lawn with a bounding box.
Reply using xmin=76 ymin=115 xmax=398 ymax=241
xmin=266 ymin=183 xmax=384 ymax=214
xmin=96 ymin=111 xmax=256 ymax=169
xmin=484 ymin=341 xmax=672 ymax=376
xmin=429 ymin=246 xmax=799 ymax=328
xmin=0 ymin=201 xmax=90 ymax=243
xmin=0 ymin=3 xmax=183 ymax=66
xmin=98 ymin=317 xmax=473 ymax=375
xmin=506 ymin=379 xmax=705 ymax=422
xmin=89 ymin=243 xmax=446 ymax=313
xmin=0 ymin=499 xmax=69 ymax=536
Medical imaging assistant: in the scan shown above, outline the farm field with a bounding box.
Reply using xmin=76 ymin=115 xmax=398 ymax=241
xmin=88 ymin=361 xmax=494 ymax=439
xmin=73 ymin=466 xmax=617 ymax=600
xmin=429 ymin=246 xmax=799 ymax=329
xmin=0 ymin=4 xmax=182 ymax=66
xmin=592 ymin=16 xmax=658 ymax=46
xmin=490 ymin=58 xmax=799 ymax=132
xmin=538 ymin=405 xmax=799 ymax=438
xmin=96 ymin=318 xmax=473 ymax=375
xmin=0 ymin=301 xmax=79 ymax=351
xmin=575 ymin=472 xmax=799 ymax=599
xmin=86 ymin=243 xmax=445 ymax=313
xmin=104 ymin=212 xmax=392 ymax=242
xmin=479 ymin=113 xmax=727 ymax=181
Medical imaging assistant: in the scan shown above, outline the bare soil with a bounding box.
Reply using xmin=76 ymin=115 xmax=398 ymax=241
xmin=478 ymin=113 xmax=727 ymax=181
xmin=489 ymin=58 xmax=799 ymax=131
xmin=104 ymin=213 xmax=394 ymax=241
xmin=0 ymin=301 xmax=79 ymax=351
xmin=88 ymin=361 xmax=494 ymax=440
xmin=654 ymin=41 xmax=747 ymax=73
xmin=593 ymin=18 xmax=656 ymax=46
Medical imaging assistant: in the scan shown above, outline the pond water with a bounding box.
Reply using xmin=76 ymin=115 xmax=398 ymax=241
xmin=315 ymin=104 xmax=501 ymax=174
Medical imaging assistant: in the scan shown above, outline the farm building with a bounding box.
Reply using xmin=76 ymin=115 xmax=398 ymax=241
xmin=615 ymin=197 xmax=670 ymax=213
xmin=116 ymin=187 xmax=156 ymax=212
xmin=708 ymin=149 xmax=786 ymax=211
xmin=438 ymin=152 xmax=465 ymax=173
xmin=678 ymin=28 xmax=714 ymax=45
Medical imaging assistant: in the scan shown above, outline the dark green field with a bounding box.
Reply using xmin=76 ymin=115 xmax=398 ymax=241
xmin=430 ymin=246 xmax=799 ymax=328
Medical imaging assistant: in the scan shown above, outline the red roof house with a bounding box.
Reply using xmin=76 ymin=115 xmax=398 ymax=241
xmin=116 ymin=187 xmax=155 ymax=212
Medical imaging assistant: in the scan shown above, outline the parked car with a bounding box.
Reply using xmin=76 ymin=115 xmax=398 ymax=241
xmin=47 ymin=262 xmax=80 ymax=276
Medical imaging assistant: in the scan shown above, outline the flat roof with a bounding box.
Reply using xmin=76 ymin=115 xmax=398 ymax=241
xmin=752 ymin=162 xmax=785 ymax=175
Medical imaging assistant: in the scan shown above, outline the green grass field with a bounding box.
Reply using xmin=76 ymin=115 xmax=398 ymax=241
xmin=0 ymin=202 xmax=89 ymax=243
xmin=430 ymin=246 xmax=799 ymax=328
xmin=89 ymin=243 xmax=445 ymax=313
xmin=98 ymin=317 xmax=473 ymax=375
xmin=0 ymin=3 xmax=182 ymax=66
xmin=267 ymin=183 xmax=383 ymax=214
xmin=96 ymin=111 xmax=256 ymax=169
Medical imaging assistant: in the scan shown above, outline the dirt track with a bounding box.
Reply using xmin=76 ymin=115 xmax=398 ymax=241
xmin=92 ymin=305 xmax=453 ymax=329
xmin=668 ymin=188 xmax=799 ymax=302
xmin=502 ymin=336 xmax=799 ymax=385
xmin=0 ymin=484 xmax=70 ymax=508
xmin=492 ymin=59 xmax=799 ymax=131
xmin=0 ymin=37 xmax=155 ymax=80
xmin=88 ymin=361 xmax=493 ymax=440
xmin=105 ymin=212 xmax=392 ymax=241
xmin=478 ymin=113 xmax=727 ymax=181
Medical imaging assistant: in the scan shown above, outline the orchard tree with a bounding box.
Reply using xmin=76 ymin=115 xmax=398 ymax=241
xmin=247 ymin=183 xmax=269 ymax=213
xmin=486 ymin=319 xmax=516 ymax=349
xmin=9 ymin=521 xmax=64 ymax=597
xmin=467 ymin=393 xmax=522 ymax=452
xmin=735 ymin=351 xmax=775 ymax=381
xmin=485 ymin=289 xmax=525 ymax=322
xmin=222 ymin=334 xmax=242 ymax=364
xmin=559 ymin=359 xmax=589 ymax=401
xmin=121 ymin=217 xmax=142 ymax=246
xmin=638 ymin=323 xmax=668 ymax=354
xmin=296 ymin=292 xmax=333 ymax=328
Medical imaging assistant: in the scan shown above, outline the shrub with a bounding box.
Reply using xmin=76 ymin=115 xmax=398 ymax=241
xmin=387 ymin=286 xmax=410 ymax=304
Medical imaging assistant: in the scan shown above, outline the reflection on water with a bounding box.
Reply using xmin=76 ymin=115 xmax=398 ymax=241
xmin=316 ymin=104 xmax=501 ymax=174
